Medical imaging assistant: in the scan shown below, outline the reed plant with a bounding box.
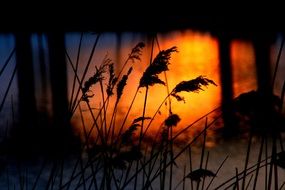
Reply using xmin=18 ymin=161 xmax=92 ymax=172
xmin=0 ymin=32 xmax=285 ymax=190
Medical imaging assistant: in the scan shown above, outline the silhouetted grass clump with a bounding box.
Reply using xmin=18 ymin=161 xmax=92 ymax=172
xmin=1 ymin=33 xmax=285 ymax=190
xmin=139 ymin=46 xmax=177 ymax=87
xmin=60 ymin=37 xmax=220 ymax=190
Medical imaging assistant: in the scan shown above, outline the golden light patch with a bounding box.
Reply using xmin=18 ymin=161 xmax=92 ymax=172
xmin=231 ymin=40 xmax=257 ymax=97
xmin=70 ymin=31 xmax=257 ymax=147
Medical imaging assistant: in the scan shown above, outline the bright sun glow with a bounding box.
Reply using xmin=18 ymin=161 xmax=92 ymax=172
xmin=70 ymin=31 xmax=256 ymax=145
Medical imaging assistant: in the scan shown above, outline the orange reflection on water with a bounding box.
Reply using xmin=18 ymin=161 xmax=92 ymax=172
xmin=107 ymin=30 xmax=222 ymax=145
xmin=155 ymin=31 xmax=221 ymax=131
xmin=231 ymin=40 xmax=257 ymax=97
xmin=72 ymin=32 xmax=257 ymax=146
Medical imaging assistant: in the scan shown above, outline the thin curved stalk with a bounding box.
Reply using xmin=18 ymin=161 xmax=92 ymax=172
xmin=131 ymin=115 xmax=221 ymax=190
xmin=32 ymin=159 xmax=47 ymax=190
xmin=205 ymin=156 xmax=228 ymax=190
xmin=279 ymin=181 xmax=285 ymax=190
xmin=99 ymin=80 xmax=108 ymax=138
xmin=141 ymin=93 xmax=172 ymax=139
xmin=201 ymin=152 xmax=210 ymax=190
xmin=213 ymin=155 xmax=272 ymax=190
xmin=134 ymin=86 xmax=149 ymax=190
xmin=69 ymin=32 xmax=83 ymax=110
xmin=281 ymin=80 xmax=285 ymax=111
xmin=146 ymin=117 xmax=220 ymax=189
xmin=0 ymin=63 xmax=17 ymax=113
xmin=0 ymin=48 xmax=15 ymax=77
xmin=271 ymin=37 xmax=284 ymax=88
xmin=115 ymin=87 xmax=140 ymax=143
xmin=253 ymin=135 xmax=265 ymax=189
xmin=245 ymin=174 xmax=253 ymax=190
xmin=189 ymin=147 xmax=194 ymax=190
xmin=241 ymin=128 xmax=253 ymax=190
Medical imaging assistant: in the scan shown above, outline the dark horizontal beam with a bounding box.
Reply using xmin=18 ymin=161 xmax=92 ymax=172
xmin=1 ymin=10 xmax=284 ymax=38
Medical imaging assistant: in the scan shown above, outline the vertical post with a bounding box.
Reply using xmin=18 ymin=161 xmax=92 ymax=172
xmin=253 ymin=34 xmax=272 ymax=95
xmin=47 ymin=32 xmax=69 ymax=129
xmin=16 ymin=32 xmax=37 ymax=128
xmin=38 ymin=34 xmax=48 ymax=110
xmin=218 ymin=32 xmax=237 ymax=137
xmin=253 ymin=33 xmax=278 ymax=190
xmin=251 ymin=34 xmax=274 ymax=128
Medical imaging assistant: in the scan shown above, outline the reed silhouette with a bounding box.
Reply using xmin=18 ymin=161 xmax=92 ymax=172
xmin=0 ymin=31 xmax=284 ymax=190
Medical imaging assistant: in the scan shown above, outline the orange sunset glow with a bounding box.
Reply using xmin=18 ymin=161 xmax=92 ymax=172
xmin=2 ymin=14 xmax=285 ymax=190
xmin=71 ymin=31 xmax=257 ymax=144
xmin=231 ymin=40 xmax=257 ymax=97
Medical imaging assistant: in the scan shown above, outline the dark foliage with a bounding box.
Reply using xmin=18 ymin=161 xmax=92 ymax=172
xmin=232 ymin=90 xmax=285 ymax=133
xmin=112 ymin=156 xmax=127 ymax=170
xmin=121 ymin=124 xmax=140 ymax=144
xmin=121 ymin=117 xmax=151 ymax=144
xmin=129 ymin=42 xmax=145 ymax=62
xmin=233 ymin=90 xmax=281 ymax=116
xmin=87 ymin=144 xmax=117 ymax=159
xmin=106 ymin=63 xmax=118 ymax=96
xmin=81 ymin=94 xmax=94 ymax=102
xmin=116 ymin=67 xmax=133 ymax=102
xmin=164 ymin=114 xmax=181 ymax=127
xmin=139 ymin=46 xmax=177 ymax=87
xmin=171 ymin=76 xmax=217 ymax=102
xmin=161 ymin=127 xmax=169 ymax=142
xmin=186 ymin=168 xmax=216 ymax=182
xmin=275 ymin=151 xmax=285 ymax=169
xmin=112 ymin=146 xmax=142 ymax=170
xmin=170 ymin=93 xmax=185 ymax=103
xmin=172 ymin=76 xmax=216 ymax=94
xmin=82 ymin=63 xmax=108 ymax=101
xmin=133 ymin=116 xmax=151 ymax=124
xmin=118 ymin=146 xmax=142 ymax=162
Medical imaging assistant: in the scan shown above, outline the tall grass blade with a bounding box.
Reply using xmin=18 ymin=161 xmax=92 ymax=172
xmin=234 ymin=168 xmax=240 ymax=190
xmin=245 ymin=174 xmax=253 ymax=190
xmin=205 ymin=156 xmax=228 ymax=190
xmin=271 ymin=37 xmax=284 ymax=87
xmin=0 ymin=64 xmax=17 ymax=113
xmin=32 ymin=160 xmax=47 ymax=190
xmin=0 ymin=48 xmax=15 ymax=77
xmin=241 ymin=128 xmax=253 ymax=190
xmin=70 ymin=33 xmax=101 ymax=113
xmin=69 ymin=32 xmax=84 ymax=109
xmin=201 ymin=152 xmax=210 ymax=190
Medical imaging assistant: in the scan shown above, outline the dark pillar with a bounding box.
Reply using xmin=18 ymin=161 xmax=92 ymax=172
xmin=16 ymin=32 xmax=37 ymax=128
xmin=252 ymin=34 xmax=274 ymax=129
xmin=38 ymin=34 xmax=48 ymax=108
xmin=253 ymin=34 xmax=272 ymax=95
xmin=47 ymin=32 xmax=69 ymax=128
xmin=218 ymin=32 xmax=238 ymax=137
